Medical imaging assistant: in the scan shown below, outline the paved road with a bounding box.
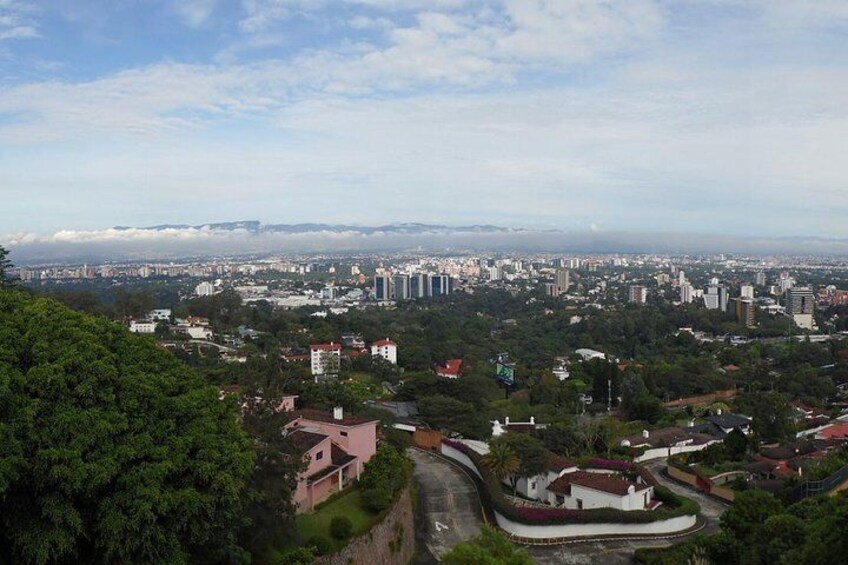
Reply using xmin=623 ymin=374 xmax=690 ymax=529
xmin=528 ymin=459 xmax=729 ymax=564
xmin=409 ymin=449 xmax=484 ymax=561
xmin=643 ymin=459 xmax=728 ymax=535
xmin=409 ymin=451 xmax=727 ymax=564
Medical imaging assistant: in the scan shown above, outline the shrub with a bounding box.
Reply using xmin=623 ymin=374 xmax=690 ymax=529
xmin=330 ymin=516 xmax=353 ymax=540
xmin=273 ymin=547 xmax=316 ymax=565
xmin=361 ymin=487 xmax=393 ymax=513
xmin=305 ymin=534 xmax=333 ymax=556
xmin=442 ymin=439 xmax=700 ymax=526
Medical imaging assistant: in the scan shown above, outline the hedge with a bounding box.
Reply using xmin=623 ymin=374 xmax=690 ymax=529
xmin=443 ymin=439 xmax=700 ymax=526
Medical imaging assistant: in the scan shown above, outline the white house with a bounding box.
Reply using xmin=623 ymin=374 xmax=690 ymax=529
xmin=370 ymin=338 xmax=397 ymax=365
xmin=512 ymin=455 xmax=579 ymax=501
xmin=574 ymin=348 xmax=612 ymax=362
xmin=148 ymin=309 xmax=172 ymax=321
xmin=129 ymin=320 xmax=156 ymax=334
xmin=546 ymin=471 xmax=654 ymax=511
xmin=310 ymin=343 xmax=342 ymax=377
xmin=194 ymin=281 xmax=216 ymax=297
xmin=185 ymin=326 xmax=213 ymax=340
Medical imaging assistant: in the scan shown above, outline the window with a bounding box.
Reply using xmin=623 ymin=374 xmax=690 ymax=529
xmin=315 ymin=450 xmax=323 ymax=461
xmin=340 ymin=431 xmax=348 ymax=437
xmin=576 ymin=499 xmax=583 ymax=510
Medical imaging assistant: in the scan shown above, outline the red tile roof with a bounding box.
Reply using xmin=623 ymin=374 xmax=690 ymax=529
xmin=547 ymin=454 xmax=578 ymax=472
xmin=311 ymin=343 xmax=342 ymax=351
xmin=372 ymin=338 xmax=396 ymax=347
xmin=548 ymin=471 xmax=650 ymax=497
xmin=437 ymin=359 xmax=463 ymax=376
xmin=817 ymin=422 xmax=848 ymax=439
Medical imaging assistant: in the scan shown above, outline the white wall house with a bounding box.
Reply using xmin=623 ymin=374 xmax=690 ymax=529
xmin=129 ymin=320 xmax=156 ymax=334
xmin=185 ymin=326 xmax=213 ymax=340
xmin=310 ymin=343 xmax=342 ymax=377
xmin=546 ymin=471 xmax=654 ymax=511
xmin=512 ymin=458 xmax=579 ymax=501
xmin=148 ymin=309 xmax=172 ymax=321
xmin=370 ymin=338 xmax=397 ymax=365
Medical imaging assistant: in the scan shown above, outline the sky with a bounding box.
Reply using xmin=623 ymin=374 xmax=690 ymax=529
xmin=1 ymin=0 xmax=847 ymax=242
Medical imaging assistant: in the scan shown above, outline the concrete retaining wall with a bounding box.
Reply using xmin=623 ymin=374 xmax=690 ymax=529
xmin=494 ymin=511 xmax=697 ymax=539
xmin=441 ymin=443 xmax=482 ymax=479
xmin=320 ymin=486 xmax=415 ymax=565
xmin=633 ymin=441 xmax=720 ymax=463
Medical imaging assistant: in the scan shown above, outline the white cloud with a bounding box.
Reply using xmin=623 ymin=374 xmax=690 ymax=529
xmin=173 ymin=0 xmax=218 ymax=28
xmin=0 ymin=0 xmax=38 ymax=41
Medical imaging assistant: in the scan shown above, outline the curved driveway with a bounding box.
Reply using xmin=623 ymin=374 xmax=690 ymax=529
xmin=409 ymin=448 xmax=484 ymax=562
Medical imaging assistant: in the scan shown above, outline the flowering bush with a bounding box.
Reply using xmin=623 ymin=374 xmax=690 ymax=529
xmin=441 ymin=439 xmax=699 ymax=525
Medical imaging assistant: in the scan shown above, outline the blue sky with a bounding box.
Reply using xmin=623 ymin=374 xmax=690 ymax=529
xmin=1 ymin=0 xmax=847 ymax=241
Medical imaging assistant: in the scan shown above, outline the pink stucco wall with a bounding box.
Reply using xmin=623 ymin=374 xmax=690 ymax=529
xmin=300 ymin=419 xmax=378 ymax=470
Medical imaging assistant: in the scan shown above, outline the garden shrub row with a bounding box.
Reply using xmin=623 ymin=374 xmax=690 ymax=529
xmin=443 ymin=439 xmax=699 ymax=526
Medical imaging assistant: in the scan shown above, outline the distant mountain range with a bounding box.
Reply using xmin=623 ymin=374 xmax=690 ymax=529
xmin=113 ymin=221 xmax=529 ymax=235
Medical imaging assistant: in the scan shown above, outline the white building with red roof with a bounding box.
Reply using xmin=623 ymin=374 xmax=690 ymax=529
xmin=310 ymin=342 xmax=342 ymax=378
xmin=546 ymin=471 xmax=655 ymax=511
xmin=370 ymin=338 xmax=397 ymax=365
xmin=436 ymin=358 xmax=463 ymax=378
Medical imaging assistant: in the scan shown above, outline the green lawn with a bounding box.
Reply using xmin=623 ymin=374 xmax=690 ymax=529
xmin=295 ymin=488 xmax=376 ymax=551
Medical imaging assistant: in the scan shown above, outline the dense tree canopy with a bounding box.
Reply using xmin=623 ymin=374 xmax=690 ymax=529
xmin=0 ymin=290 xmax=254 ymax=564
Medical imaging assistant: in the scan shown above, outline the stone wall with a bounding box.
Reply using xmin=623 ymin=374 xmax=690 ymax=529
xmin=320 ymin=486 xmax=415 ymax=565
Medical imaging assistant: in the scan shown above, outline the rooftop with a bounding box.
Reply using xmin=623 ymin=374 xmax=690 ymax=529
xmin=548 ymin=471 xmax=650 ymax=497
xmin=292 ymin=409 xmax=379 ymax=428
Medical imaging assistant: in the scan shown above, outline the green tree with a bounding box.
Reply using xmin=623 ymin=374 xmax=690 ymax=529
xmin=720 ymin=489 xmax=783 ymax=541
xmin=441 ymin=526 xmax=532 ymax=565
xmin=418 ymin=395 xmax=492 ymax=439
xmin=481 ymin=443 xmax=520 ymax=493
xmin=0 ymin=290 xmax=254 ymax=564
xmin=0 ymin=245 xmax=16 ymax=287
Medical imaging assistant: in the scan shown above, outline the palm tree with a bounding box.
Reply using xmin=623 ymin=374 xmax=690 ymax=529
xmin=481 ymin=442 xmax=520 ymax=494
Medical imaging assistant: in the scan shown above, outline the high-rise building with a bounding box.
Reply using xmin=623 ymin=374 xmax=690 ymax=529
xmin=678 ymin=271 xmax=686 ymax=286
xmin=544 ymin=283 xmax=559 ymax=297
xmin=555 ymin=269 xmax=570 ymax=293
xmin=374 ymin=275 xmax=392 ymax=301
xmin=704 ymin=286 xmax=729 ymax=311
xmin=680 ymin=284 xmax=694 ymax=304
xmin=755 ymin=271 xmax=766 ymax=286
xmin=740 ymin=285 xmax=754 ymax=299
xmin=392 ymin=274 xmax=411 ymax=300
xmin=430 ymin=275 xmax=453 ymax=297
xmin=629 ymin=285 xmax=648 ymax=304
xmin=733 ymin=298 xmax=756 ymax=327
xmin=488 ymin=266 xmax=503 ymax=281
xmin=787 ymin=287 xmax=815 ymax=330
xmin=410 ymin=273 xmax=429 ymax=298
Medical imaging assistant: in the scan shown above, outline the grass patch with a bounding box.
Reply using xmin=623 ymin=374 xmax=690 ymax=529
xmin=295 ymin=488 xmax=377 ymax=552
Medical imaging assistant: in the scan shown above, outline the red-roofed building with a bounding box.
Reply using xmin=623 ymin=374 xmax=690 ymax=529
xmin=815 ymin=422 xmax=848 ymax=440
xmin=546 ymin=471 xmax=654 ymax=511
xmin=370 ymin=338 xmax=397 ymax=365
xmin=310 ymin=342 xmax=342 ymax=378
xmin=436 ymin=359 xmax=463 ymax=379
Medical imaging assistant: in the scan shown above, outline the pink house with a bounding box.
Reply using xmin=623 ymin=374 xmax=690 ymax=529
xmin=283 ymin=401 xmax=379 ymax=513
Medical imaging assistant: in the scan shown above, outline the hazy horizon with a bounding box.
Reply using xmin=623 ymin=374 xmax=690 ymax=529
xmin=1 ymin=1 xmax=847 ymax=240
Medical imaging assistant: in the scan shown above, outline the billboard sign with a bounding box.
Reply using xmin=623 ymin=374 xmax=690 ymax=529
xmin=496 ymin=361 xmax=515 ymax=386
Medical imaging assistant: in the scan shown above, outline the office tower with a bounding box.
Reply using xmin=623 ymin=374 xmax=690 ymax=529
xmin=567 ymin=258 xmax=581 ymax=269
xmin=740 ymin=284 xmax=754 ymax=299
xmin=410 ymin=273 xmax=429 ymax=298
xmin=392 ymin=274 xmax=411 ymax=300
xmin=704 ymin=286 xmax=729 ymax=311
xmin=552 ymin=258 xmax=566 ymax=268
xmin=733 ymin=298 xmax=755 ymax=327
xmin=488 ymin=266 xmax=503 ymax=281
xmin=786 ymin=287 xmax=815 ymax=330
xmin=755 ymin=271 xmax=766 ymax=286
xmin=680 ymin=284 xmax=694 ymax=304
xmin=629 ymin=285 xmax=648 ymax=304
xmin=544 ymin=283 xmax=559 ymax=297
xmin=678 ymin=271 xmax=686 ymax=286
xmin=430 ymin=274 xmax=452 ymax=297
xmin=374 ymin=274 xmax=392 ymax=301
xmin=555 ymin=268 xmax=570 ymax=293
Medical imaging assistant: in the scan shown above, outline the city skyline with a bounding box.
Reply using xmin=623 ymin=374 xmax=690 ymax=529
xmin=2 ymin=1 xmax=847 ymax=239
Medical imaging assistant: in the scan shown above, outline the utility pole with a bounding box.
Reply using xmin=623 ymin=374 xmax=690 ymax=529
xmin=607 ymin=379 xmax=612 ymax=413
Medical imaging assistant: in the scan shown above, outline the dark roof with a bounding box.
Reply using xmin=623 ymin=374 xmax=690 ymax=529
xmin=292 ymin=409 xmax=379 ymax=427
xmin=547 ymin=454 xmax=578 ymax=472
xmin=548 ymin=471 xmax=650 ymax=497
xmin=289 ymin=429 xmax=329 ymax=452
xmin=707 ymin=413 xmax=751 ymax=429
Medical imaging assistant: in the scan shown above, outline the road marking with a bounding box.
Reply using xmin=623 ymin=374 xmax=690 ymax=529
xmin=435 ymin=521 xmax=450 ymax=532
